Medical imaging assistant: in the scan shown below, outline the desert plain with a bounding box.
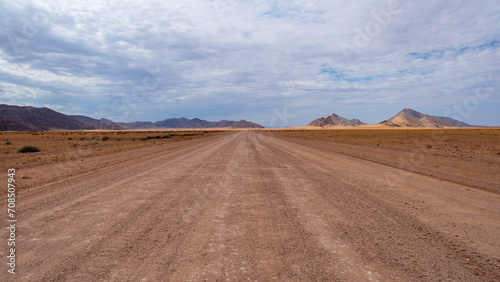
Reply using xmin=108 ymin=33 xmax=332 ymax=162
xmin=1 ymin=128 xmax=499 ymax=281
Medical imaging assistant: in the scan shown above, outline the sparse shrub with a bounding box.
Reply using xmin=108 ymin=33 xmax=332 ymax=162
xmin=102 ymin=136 xmax=110 ymax=141
xmin=67 ymin=137 xmax=73 ymax=140
xmin=5 ymin=142 xmax=11 ymax=145
xmin=161 ymin=135 xmax=172 ymax=139
xmin=426 ymin=144 xmax=433 ymax=149
xmin=146 ymin=136 xmax=162 ymax=140
xmin=80 ymin=137 xmax=85 ymax=140
xmin=18 ymin=146 xmax=41 ymax=153
xmin=140 ymin=138 xmax=148 ymax=141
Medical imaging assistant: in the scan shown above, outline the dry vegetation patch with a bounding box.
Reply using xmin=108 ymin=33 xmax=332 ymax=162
xmin=0 ymin=130 xmax=226 ymax=170
xmin=265 ymin=128 xmax=500 ymax=193
xmin=267 ymin=128 xmax=500 ymax=158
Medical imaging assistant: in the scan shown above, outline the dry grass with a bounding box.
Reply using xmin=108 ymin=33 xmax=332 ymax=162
xmin=0 ymin=130 xmax=226 ymax=169
xmin=266 ymin=128 xmax=500 ymax=158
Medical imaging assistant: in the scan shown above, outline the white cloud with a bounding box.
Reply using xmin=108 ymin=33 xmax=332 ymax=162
xmin=0 ymin=0 xmax=498 ymax=125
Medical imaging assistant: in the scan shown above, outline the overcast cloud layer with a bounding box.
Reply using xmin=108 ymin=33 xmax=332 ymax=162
xmin=0 ymin=0 xmax=499 ymax=126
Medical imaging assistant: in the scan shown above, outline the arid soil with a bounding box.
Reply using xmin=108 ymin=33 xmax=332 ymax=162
xmin=266 ymin=128 xmax=500 ymax=194
xmin=1 ymin=131 xmax=499 ymax=281
xmin=0 ymin=130 xmax=225 ymax=169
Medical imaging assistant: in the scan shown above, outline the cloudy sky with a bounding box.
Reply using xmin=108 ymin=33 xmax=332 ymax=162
xmin=0 ymin=0 xmax=499 ymax=126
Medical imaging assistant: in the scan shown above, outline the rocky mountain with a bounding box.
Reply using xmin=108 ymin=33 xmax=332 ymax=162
xmin=0 ymin=104 xmax=124 ymax=131
xmin=70 ymin=115 xmax=122 ymax=130
xmin=230 ymin=120 xmax=265 ymax=129
xmin=380 ymin=108 xmax=472 ymax=128
xmin=0 ymin=104 xmax=92 ymax=131
xmin=308 ymin=113 xmax=365 ymax=127
xmin=0 ymin=104 xmax=265 ymax=131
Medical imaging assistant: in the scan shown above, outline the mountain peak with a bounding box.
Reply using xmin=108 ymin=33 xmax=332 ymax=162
xmin=308 ymin=112 xmax=365 ymax=127
xmin=381 ymin=108 xmax=472 ymax=128
xmin=230 ymin=120 xmax=265 ymax=129
xmin=398 ymin=108 xmax=425 ymax=119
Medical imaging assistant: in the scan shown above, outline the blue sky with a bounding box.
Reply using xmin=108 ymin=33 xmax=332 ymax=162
xmin=0 ymin=0 xmax=499 ymax=126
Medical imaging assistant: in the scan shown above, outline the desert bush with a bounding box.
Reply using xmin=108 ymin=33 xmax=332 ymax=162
xmin=18 ymin=146 xmax=41 ymax=153
xmin=5 ymin=141 xmax=11 ymax=145
xmin=102 ymin=136 xmax=110 ymax=141
xmin=146 ymin=136 xmax=162 ymax=140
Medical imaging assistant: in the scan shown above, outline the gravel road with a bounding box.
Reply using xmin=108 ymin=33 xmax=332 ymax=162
xmin=2 ymin=131 xmax=499 ymax=281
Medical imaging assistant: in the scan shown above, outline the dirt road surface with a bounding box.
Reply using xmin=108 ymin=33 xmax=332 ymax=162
xmin=2 ymin=131 xmax=499 ymax=281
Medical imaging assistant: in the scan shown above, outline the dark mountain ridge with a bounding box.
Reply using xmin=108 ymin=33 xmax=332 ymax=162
xmin=0 ymin=104 xmax=91 ymax=131
xmin=0 ymin=104 xmax=265 ymax=131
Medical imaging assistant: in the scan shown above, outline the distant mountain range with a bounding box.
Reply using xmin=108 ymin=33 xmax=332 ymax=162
xmin=308 ymin=108 xmax=474 ymax=128
xmin=117 ymin=118 xmax=263 ymax=129
xmin=0 ymin=104 xmax=479 ymax=131
xmin=0 ymin=104 xmax=264 ymax=131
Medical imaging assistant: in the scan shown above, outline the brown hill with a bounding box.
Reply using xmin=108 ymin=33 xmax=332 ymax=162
xmin=380 ymin=108 xmax=472 ymax=128
xmin=308 ymin=113 xmax=365 ymax=127
xmin=70 ymin=115 xmax=122 ymax=130
xmin=0 ymin=104 xmax=122 ymax=131
xmin=0 ymin=104 xmax=265 ymax=131
xmin=0 ymin=104 xmax=91 ymax=131
xmin=230 ymin=120 xmax=265 ymax=129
